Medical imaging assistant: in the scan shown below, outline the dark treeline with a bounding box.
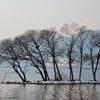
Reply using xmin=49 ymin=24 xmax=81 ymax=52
xmin=0 ymin=23 xmax=100 ymax=82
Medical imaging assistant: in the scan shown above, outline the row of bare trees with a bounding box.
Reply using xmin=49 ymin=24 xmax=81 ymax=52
xmin=0 ymin=23 xmax=100 ymax=82
xmin=61 ymin=23 xmax=100 ymax=81
xmin=0 ymin=29 xmax=64 ymax=82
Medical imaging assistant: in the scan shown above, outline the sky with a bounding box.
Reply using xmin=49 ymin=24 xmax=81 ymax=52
xmin=0 ymin=0 xmax=100 ymax=39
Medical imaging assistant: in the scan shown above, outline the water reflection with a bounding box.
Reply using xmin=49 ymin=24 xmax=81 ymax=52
xmin=0 ymin=84 xmax=100 ymax=100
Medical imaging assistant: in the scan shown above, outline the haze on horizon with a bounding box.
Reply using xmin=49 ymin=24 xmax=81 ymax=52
xmin=0 ymin=0 xmax=100 ymax=40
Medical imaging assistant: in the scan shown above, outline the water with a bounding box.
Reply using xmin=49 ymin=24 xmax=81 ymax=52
xmin=0 ymin=84 xmax=100 ymax=100
xmin=0 ymin=67 xmax=100 ymax=100
xmin=0 ymin=67 xmax=100 ymax=82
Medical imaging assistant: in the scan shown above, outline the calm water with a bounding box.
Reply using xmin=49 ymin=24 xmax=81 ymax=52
xmin=0 ymin=67 xmax=100 ymax=100
xmin=0 ymin=67 xmax=100 ymax=82
xmin=0 ymin=84 xmax=100 ymax=100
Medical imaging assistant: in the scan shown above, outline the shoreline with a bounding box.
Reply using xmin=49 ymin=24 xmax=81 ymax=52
xmin=1 ymin=81 xmax=100 ymax=85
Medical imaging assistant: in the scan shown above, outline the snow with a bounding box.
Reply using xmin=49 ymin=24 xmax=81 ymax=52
xmin=1 ymin=80 xmax=100 ymax=84
xmin=30 ymin=80 xmax=100 ymax=84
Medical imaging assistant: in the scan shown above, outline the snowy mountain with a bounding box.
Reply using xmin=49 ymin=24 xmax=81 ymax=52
xmin=0 ymin=29 xmax=100 ymax=68
xmin=61 ymin=29 xmax=100 ymax=68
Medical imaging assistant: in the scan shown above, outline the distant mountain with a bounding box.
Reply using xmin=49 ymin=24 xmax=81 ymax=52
xmin=0 ymin=30 xmax=100 ymax=68
xmin=62 ymin=29 xmax=100 ymax=68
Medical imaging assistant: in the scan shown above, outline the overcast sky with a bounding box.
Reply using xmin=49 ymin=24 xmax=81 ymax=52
xmin=0 ymin=0 xmax=100 ymax=39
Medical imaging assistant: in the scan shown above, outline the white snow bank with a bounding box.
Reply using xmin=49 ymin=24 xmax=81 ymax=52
xmin=1 ymin=80 xmax=100 ymax=84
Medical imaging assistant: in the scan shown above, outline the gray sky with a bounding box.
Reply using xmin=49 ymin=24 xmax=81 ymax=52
xmin=0 ymin=0 xmax=100 ymax=39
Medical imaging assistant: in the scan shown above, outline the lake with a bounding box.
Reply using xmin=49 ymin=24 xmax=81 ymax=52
xmin=0 ymin=66 xmax=100 ymax=82
xmin=0 ymin=84 xmax=100 ymax=100
xmin=0 ymin=67 xmax=100 ymax=100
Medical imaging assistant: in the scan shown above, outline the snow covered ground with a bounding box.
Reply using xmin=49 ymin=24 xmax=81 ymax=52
xmin=2 ymin=80 xmax=100 ymax=84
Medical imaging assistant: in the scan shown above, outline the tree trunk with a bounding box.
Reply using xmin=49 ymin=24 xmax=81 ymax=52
xmin=79 ymin=51 xmax=83 ymax=81
xmin=69 ymin=51 xmax=74 ymax=81
xmin=93 ymin=72 xmax=96 ymax=81
xmin=69 ymin=61 xmax=74 ymax=81
xmin=13 ymin=67 xmax=25 ymax=82
xmin=38 ymin=48 xmax=50 ymax=81
xmin=90 ymin=49 xmax=96 ymax=81
xmin=36 ymin=67 xmax=45 ymax=81
xmin=55 ymin=60 xmax=62 ymax=80
xmin=53 ymin=58 xmax=57 ymax=80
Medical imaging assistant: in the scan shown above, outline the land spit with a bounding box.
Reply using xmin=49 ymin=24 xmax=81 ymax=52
xmin=1 ymin=81 xmax=100 ymax=85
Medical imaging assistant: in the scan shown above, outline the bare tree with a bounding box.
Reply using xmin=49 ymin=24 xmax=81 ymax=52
xmin=61 ymin=23 xmax=80 ymax=81
xmin=0 ymin=39 xmax=27 ymax=82
xmin=87 ymin=33 xmax=100 ymax=81
xmin=75 ymin=26 xmax=89 ymax=81
xmin=40 ymin=29 xmax=65 ymax=80
xmin=14 ymin=30 xmax=50 ymax=81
